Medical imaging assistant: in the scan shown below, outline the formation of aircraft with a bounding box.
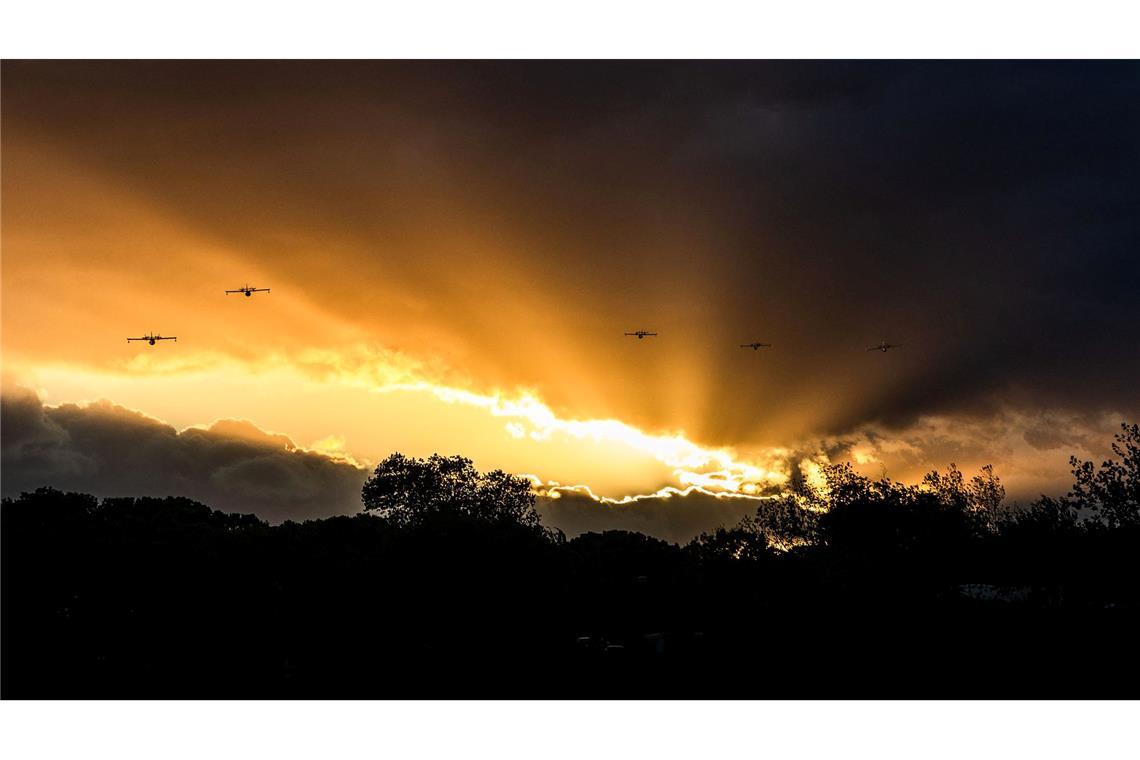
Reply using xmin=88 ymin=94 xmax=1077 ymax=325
xmin=623 ymin=332 xmax=904 ymax=354
xmin=225 ymin=285 xmax=270 ymax=297
xmin=127 ymin=333 xmax=176 ymax=346
xmin=128 ymin=283 xmax=903 ymax=356
xmin=128 ymin=284 xmax=271 ymax=345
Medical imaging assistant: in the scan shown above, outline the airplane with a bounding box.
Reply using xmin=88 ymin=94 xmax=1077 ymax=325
xmin=868 ymin=340 xmax=901 ymax=353
xmin=127 ymin=333 xmax=176 ymax=346
xmin=624 ymin=330 xmax=658 ymax=340
xmin=225 ymin=285 xmax=270 ymax=297
xmin=740 ymin=342 xmax=772 ymax=350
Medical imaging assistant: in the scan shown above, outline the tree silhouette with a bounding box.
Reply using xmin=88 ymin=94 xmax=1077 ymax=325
xmin=1068 ymin=423 xmax=1140 ymax=528
xmin=361 ymin=452 xmax=544 ymax=530
xmin=686 ymin=515 xmax=772 ymax=562
xmin=751 ymin=493 xmax=821 ymax=549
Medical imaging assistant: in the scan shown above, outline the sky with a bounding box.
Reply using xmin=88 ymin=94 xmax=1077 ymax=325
xmin=2 ymin=61 xmax=1138 ymax=537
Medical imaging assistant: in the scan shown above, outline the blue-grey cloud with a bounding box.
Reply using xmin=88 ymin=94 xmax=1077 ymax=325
xmin=1 ymin=386 xmax=368 ymax=522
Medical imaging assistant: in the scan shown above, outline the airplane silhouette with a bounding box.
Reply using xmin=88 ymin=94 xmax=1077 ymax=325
xmin=624 ymin=330 xmax=658 ymax=340
xmin=128 ymin=333 xmax=176 ymax=346
xmin=225 ymin=285 xmax=270 ymax=297
xmin=868 ymin=340 xmax=901 ymax=352
xmin=740 ymin=342 xmax=772 ymax=350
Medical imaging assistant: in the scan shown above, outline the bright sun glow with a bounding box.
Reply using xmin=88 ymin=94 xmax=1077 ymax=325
xmin=382 ymin=382 xmax=791 ymax=500
xmin=9 ymin=351 xmax=799 ymax=504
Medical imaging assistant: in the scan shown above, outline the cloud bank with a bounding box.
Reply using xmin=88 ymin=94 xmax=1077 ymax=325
xmin=1 ymin=386 xmax=777 ymax=539
xmin=1 ymin=386 xmax=368 ymax=522
xmin=537 ymin=487 xmax=766 ymax=544
xmin=5 ymin=382 xmax=1127 ymax=540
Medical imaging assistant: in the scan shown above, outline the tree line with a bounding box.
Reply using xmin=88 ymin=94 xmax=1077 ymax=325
xmin=3 ymin=424 xmax=1138 ymax=697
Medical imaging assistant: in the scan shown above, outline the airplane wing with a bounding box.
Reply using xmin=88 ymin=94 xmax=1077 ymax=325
xmin=255 ymin=288 xmax=270 ymax=293
xmin=866 ymin=346 xmax=879 ymax=351
xmin=225 ymin=290 xmax=239 ymax=294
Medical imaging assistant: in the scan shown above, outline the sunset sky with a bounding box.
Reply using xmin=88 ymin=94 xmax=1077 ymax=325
xmin=3 ymin=61 xmax=1138 ymax=536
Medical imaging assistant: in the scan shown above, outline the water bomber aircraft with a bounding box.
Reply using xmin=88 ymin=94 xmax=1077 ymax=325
xmin=226 ymin=285 xmax=270 ymax=297
xmin=868 ymin=340 xmax=901 ymax=352
xmin=127 ymin=333 xmax=177 ymax=346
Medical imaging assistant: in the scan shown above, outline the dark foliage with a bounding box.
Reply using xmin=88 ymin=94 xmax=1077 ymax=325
xmin=4 ymin=432 xmax=1140 ymax=698
xmin=1068 ymin=423 xmax=1140 ymax=528
xmin=362 ymin=453 xmax=548 ymax=533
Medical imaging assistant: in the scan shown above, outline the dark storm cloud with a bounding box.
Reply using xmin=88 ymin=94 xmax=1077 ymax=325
xmin=3 ymin=61 xmax=1138 ymax=445
xmin=0 ymin=386 xmax=368 ymax=522
xmin=703 ymin=62 xmax=1140 ymax=434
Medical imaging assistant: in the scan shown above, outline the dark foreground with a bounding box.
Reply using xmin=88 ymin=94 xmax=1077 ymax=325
xmin=4 ymin=477 xmax=1138 ymax=698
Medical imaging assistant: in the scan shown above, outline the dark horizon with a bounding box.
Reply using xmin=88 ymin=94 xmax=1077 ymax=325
xmin=5 ymin=422 xmax=1139 ymax=697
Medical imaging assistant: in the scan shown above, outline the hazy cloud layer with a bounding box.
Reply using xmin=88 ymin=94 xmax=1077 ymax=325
xmin=537 ymin=489 xmax=762 ymax=544
xmin=786 ymin=408 xmax=1126 ymax=502
xmin=1 ymin=386 xmax=368 ymax=522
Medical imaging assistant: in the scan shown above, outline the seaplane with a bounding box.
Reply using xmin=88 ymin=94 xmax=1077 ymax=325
xmin=225 ymin=285 xmax=270 ymax=297
xmin=867 ymin=340 xmax=902 ymax=353
xmin=127 ymin=333 xmax=177 ymax=346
